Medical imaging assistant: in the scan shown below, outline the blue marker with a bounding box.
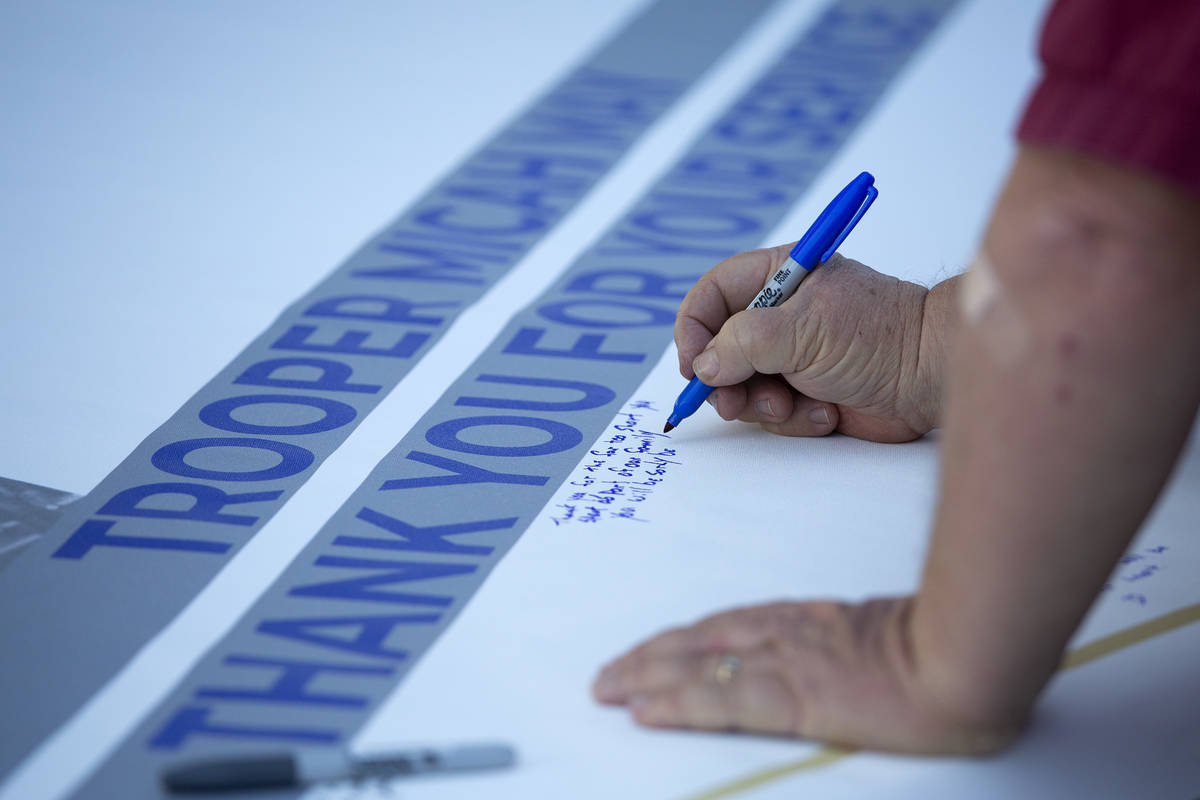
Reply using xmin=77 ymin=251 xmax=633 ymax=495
xmin=663 ymin=171 xmax=878 ymax=432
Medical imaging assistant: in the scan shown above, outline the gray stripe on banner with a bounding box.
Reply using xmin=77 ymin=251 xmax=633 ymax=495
xmin=0 ymin=0 xmax=777 ymax=779
xmin=74 ymin=1 xmax=960 ymax=796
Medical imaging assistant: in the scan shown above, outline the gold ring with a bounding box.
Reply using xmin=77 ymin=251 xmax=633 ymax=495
xmin=714 ymin=654 xmax=741 ymax=685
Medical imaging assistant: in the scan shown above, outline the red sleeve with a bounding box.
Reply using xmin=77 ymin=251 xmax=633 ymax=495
xmin=1017 ymin=0 xmax=1200 ymax=196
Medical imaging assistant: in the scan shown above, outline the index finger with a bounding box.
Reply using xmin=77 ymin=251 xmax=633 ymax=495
xmin=674 ymin=242 xmax=795 ymax=377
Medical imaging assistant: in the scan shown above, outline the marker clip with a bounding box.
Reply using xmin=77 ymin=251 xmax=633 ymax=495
xmin=820 ymin=185 xmax=878 ymax=263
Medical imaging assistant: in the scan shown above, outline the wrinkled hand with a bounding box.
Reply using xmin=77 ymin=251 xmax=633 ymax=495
xmin=677 ymin=244 xmax=941 ymax=442
xmin=592 ymin=598 xmax=1019 ymax=755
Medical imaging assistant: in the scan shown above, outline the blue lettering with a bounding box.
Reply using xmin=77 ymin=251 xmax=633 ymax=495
xmin=334 ymin=508 xmax=516 ymax=556
xmin=631 ymin=208 xmax=760 ymax=238
xmin=715 ymin=97 xmax=809 ymax=146
xmin=714 ymin=77 xmax=867 ymax=148
xmin=289 ymin=556 xmax=475 ymax=606
xmin=509 ymin=111 xmax=633 ymax=148
xmin=426 ymin=415 xmax=581 ymax=458
xmin=444 ymin=185 xmax=566 ymax=212
xmin=464 ymin=149 xmax=605 ymax=187
xmin=503 ymin=327 xmax=644 ymax=362
xmin=305 ymin=295 xmax=455 ymax=326
xmin=537 ymin=299 xmax=674 ymax=328
xmin=359 ymin=239 xmax=505 ymax=284
xmin=235 ymin=357 xmax=382 ymax=394
xmin=677 ymin=153 xmax=800 ymax=183
xmin=456 ymin=374 xmax=615 ymax=412
xmin=272 ymin=324 xmax=431 ymax=359
xmin=195 ymin=655 xmax=391 ymax=708
xmin=152 ymin=438 xmax=314 ymax=482
xmin=565 ymin=269 xmax=693 ymax=301
xmin=379 ymin=450 xmax=548 ymax=491
xmin=53 ymin=519 xmax=230 ymax=560
xmin=97 ymin=482 xmax=283 ymax=526
xmin=149 ymin=705 xmax=338 ymax=749
xmin=199 ymin=394 xmax=356 ymax=436
xmin=257 ymin=613 xmax=439 ymax=661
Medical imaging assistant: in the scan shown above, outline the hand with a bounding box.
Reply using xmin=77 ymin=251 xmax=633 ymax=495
xmin=592 ymin=598 xmax=1019 ymax=755
xmin=676 ymin=245 xmax=950 ymax=442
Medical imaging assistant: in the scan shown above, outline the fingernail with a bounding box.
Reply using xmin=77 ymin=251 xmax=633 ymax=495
xmin=809 ymin=406 xmax=831 ymax=426
xmin=693 ymin=349 xmax=719 ymax=382
xmin=755 ymin=399 xmax=776 ymax=418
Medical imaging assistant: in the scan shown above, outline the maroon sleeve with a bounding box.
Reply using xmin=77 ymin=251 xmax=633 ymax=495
xmin=1017 ymin=0 xmax=1200 ymax=196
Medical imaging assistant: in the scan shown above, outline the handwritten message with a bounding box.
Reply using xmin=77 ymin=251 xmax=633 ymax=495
xmin=551 ymin=400 xmax=681 ymax=526
xmin=1102 ymin=544 xmax=1169 ymax=606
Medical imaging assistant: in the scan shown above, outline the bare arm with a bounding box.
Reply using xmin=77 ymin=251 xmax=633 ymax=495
xmin=912 ymin=146 xmax=1200 ymax=728
xmin=594 ymin=146 xmax=1200 ymax=753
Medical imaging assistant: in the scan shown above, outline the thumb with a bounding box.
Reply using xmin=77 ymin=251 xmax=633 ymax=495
xmin=691 ymin=307 xmax=804 ymax=387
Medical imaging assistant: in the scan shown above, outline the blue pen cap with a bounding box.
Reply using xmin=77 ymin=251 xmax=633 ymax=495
xmin=788 ymin=172 xmax=876 ymax=270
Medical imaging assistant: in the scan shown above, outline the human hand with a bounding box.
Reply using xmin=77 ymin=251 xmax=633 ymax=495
xmin=676 ymin=244 xmax=948 ymax=442
xmin=592 ymin=597 xmax=1019 ymax=755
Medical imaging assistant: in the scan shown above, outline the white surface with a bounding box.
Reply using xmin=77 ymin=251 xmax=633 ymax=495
xmin=8 ymin=1 xmax=1196 ymax=799
xmin=0 ymin=0 xmax=650 ymax=493
xmin=349 ymin=347 xmax=1200 ymax=800
xmin=0 ymin=0 xmax=832 ymax=797
xmin=339 ymin=1 xmax=1200 ymax=796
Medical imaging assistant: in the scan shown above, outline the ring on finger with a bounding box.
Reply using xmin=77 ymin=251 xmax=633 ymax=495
xmin=714 ymin=654 xmax=742 ymax=685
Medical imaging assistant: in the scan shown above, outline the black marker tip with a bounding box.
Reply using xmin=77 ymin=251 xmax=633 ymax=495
xmin=663 ymin=421 xmax=674 ymax=433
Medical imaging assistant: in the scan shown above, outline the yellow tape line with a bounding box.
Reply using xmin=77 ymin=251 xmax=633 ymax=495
xmin=681 ymin=746 xmax=857 ymax=800
xmin=1059 ymin=602 xmax=1200 ymax=670
xmin=680 ymin=601 xmax=1200 ymax=800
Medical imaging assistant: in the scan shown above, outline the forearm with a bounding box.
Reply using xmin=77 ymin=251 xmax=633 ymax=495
xmin=910 ymin=147 xmax=1200 ymax=728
